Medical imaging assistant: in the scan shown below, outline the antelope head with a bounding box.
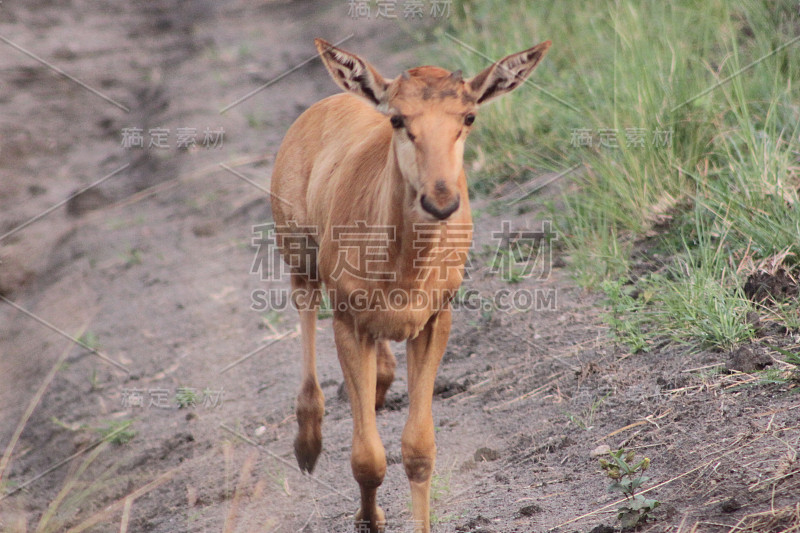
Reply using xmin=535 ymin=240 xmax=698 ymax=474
xmin=315 ymin=38 xmax=551 ymax=221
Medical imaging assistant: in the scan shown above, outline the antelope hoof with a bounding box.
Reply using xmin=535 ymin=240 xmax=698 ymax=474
xmin=355 ymin=506 xmax=386 ymax=533
xmin=293 ymin=432 xmax=322 ymax=473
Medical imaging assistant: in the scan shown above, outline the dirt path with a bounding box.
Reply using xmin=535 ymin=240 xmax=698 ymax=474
xmin=2 ymin=2 xmax=799 ymax=532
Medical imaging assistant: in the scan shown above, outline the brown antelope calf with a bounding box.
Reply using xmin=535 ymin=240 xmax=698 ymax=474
xmin=270 ymin=38 xmax=550 ymax=532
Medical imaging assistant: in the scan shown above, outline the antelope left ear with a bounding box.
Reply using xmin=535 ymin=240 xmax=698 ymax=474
xmin=315 ymin=38 xmax=389 ymax=107
xmin=467 ymin=40 xmax=551 ymax=105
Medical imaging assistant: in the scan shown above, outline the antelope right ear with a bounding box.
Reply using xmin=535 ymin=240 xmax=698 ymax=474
xmin=467 ymin=40 xmax=551 ymax=105
xmin=315 ymin=38 xmax=389 ymax=107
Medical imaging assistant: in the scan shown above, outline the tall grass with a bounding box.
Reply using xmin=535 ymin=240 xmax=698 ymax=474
xmin=433 ymin=0 xmax=800 ymax=350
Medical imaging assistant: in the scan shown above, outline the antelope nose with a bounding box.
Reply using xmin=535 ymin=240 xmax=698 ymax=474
xmin=420 ymin=193 xmax=460 ymax=220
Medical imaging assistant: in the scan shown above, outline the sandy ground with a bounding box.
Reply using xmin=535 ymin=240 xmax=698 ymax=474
xmin=1 ymin=1 xmax=799 ymax=532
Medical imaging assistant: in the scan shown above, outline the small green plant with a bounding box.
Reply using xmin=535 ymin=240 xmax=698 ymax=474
xmin=430 ymin=512 xmax=459 ymax=527
xmin=566 ymin=393 xmax=611 ymax=430
xmin=261 ymin=310 xmax=283 ymax=328
xmin=453 ymin=286 xmax=469 ymax=305
xmin=237 ymin=43 xmax=252 ymax=60
xmin=265 ymin=465 xmax=291 ymax=496
xmin=479 ymin=297 xmax=495 ymax=323
xmin=490 ymin=234 xmax=555 ymax=284
xmin=0 ymin=478 xmax=20 ymax=494
xmin=769 ymin=345 xmax=800 ymax=367
xmin=94 ymin=420 xmax=136 ymax=445
xmin=601 ymin=279 xmax=650 ymax=354
xmin=760 ymin=345 xmax=800 ymax=386
xmin=51 ymin=417 xmax=85 ymax=432
xmin=78 ymin=331 xmax=101 ymax=351
xmin=758 ymin=367 xmax=789 ymax=386
xmin=598 ymin=448 xmax=660 ymax=529
xmin=175 ymin=386 xmax=199 ymax=408
xmin=404 ymin=470 xmax=453 ymax=524
xmin=124 ymin=247 xmax=143 ymax=266
xmin=770 ymin=302 xmax=800 ymax=333
xmin=430 ymin=471 xmax=451 ymax=502
xmin=107 ymin=215 xmax=146 ymax=230
xmin=317 ymin=291 xmax=333 ymax=320
xmin=88 ymin=368 xmax=100 ymax=391
xmin=245 ymin=113 xmax=270 ymax=129
xmin=490 ymin=249 xmax=527 ymax=283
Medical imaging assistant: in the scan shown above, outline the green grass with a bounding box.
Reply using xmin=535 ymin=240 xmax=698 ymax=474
xmin=261 ymin=310 xmax=283 ymax=327
xmin=431 ymin=0 xmax=800 ymax=352
xmin=317 ymin=291 xmax=334 ymax=320
xmin=93 ymin=419 xmax=136 ymax=445
xmin=430 ymin=470 xmax=452 ymax=502
xmin=78 ymin=331 xmax=101 ymax=351
xmin=175 ymin=386 xmax=200 ymax=409
xmin=565 ymin=393 xmax=611 ymax=430
xmin=647 ymin=231 xmax=756 ymax=351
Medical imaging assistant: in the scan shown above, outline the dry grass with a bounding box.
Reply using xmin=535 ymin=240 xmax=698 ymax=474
xmin=729 ymin=503 xmax=800 ymax=533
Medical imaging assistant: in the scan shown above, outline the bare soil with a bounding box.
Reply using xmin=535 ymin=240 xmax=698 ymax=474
xmin=1 ymin=2 xmax=799 ymax=532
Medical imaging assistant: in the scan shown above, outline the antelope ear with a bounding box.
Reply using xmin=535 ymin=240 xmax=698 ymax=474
xmin=315 ymin=38 xmax=389 ymax=107
xmin=467 ymin=40 xmax=551 ymax=105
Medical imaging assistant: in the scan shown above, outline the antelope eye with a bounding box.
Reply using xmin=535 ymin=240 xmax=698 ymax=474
xmin=390 ymin=115 xmax=404 ymax=128
xmin=464 ymin=113 xmax=476 ymax=126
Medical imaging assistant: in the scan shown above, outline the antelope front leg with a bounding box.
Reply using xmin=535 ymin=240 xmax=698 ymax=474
xmin=403 ymin=309 xmax=452 ymax=533
xmin=333 ymin=312 xmax=387 ymax=532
